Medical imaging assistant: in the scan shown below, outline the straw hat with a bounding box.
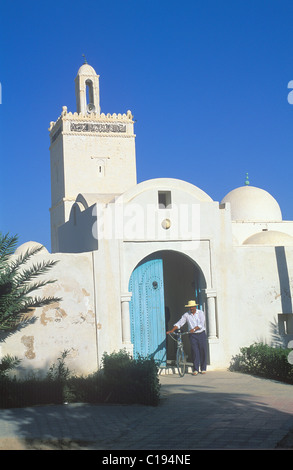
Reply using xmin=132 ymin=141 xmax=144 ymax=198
xmin=184 ymin=300 xmax=198 ymax=308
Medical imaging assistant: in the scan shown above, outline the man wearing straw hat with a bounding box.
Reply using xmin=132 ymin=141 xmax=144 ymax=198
xmin=167 ymin=300 xmax=207 ymax=375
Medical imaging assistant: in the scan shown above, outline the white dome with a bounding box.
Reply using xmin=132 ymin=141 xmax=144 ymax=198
xmin=243 ymin=230 xmax=293 ymax=246
xmin=221 ymin=185 xmax=282 ymax=222
xmin=14 ymin=241 xmax=48 ymax=255
xmin=115 ymin=178 xmax=213 ymax=204
xmin=77 ymin=63 xmax=97 ymax=76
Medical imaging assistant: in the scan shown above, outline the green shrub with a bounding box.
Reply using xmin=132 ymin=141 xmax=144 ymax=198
xmin=46 ymin=350 xmax=71 ymax=383
xmin=101 ymin=350 xmax=161 ymax=406
xmin=0 ymin=349 xmax=161 ymax=408
xmin=0 ymin=354 xmax=21 ymax=379
xmin=0 ymin=377 xmax=64 ymax=408
xmin=63 ymin=372 xmax=108 ymax=404
xmin=229 ymin=343 xmax=293 ymax=384
xmin=63 ymin=350 xmax=161 ymax=406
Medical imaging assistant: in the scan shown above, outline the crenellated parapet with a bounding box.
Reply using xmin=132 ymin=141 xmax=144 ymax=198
xmin=49 ymin=106 xmax=133 ymax=131
xmin=49 ymin=106 xmax=135 ymax=143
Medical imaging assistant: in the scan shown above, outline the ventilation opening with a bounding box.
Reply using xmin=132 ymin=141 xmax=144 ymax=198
xmin=158 ymin=191 xmax=172 ymax=209
xmin=98 ymin=164 xmax=105 ymax=177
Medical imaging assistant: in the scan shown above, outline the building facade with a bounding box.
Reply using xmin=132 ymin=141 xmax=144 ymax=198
xmin=2 ymin=63 xmax=293 ymax=376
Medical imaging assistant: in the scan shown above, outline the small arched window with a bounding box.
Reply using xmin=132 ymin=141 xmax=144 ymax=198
xmin=85 ymin=79 xmax=94 ymax=106
xmin=97 ymin=161 xmax=105 ymax=177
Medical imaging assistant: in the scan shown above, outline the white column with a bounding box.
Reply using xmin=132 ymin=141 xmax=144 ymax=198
xmin=80 ymin=87 xmax=86 ymax=114
xmin=121 ymin=293 xmax=133 ymax=354
xmin=204 ymin=289 xmax=217 ymax=340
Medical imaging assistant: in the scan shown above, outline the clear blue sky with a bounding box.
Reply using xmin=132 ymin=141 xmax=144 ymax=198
xmin=1 ymin=0 xmax=293 ymax=251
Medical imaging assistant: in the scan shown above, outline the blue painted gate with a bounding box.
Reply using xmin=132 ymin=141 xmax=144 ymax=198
xmin=129 ymin=258 xmax=166 ymax=366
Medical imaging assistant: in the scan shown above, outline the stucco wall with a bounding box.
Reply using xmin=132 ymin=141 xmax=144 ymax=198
xmin=2 ymin=240 xmax=293 ymax=376
xmin=216 ymin=244 xmax=293 ymax=364
xmin=0 ymin=248 xmax=99 ymax=378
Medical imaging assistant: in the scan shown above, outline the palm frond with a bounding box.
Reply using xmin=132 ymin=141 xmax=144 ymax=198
xmin=0 ymin=232 xmax=18 ymax=268
xmin=16 ymin=295 xmax=62 ymax=313
xmin=13 ymin=260 xmax=58 ymax=285
xmin=0 ymin=232 xmax=62 ymax=333
xmin=6 ymin=245 xmax=52 ymax=276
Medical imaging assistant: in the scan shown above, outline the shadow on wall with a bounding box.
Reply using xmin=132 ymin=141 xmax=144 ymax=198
xmin=269 ymin=247 xmax=293 ymax=347
xmin=269 ymin=318 xmax=288 ymax=348
xmin=275 ymin=246 xmax=292 ymax=314
xmin=58 ymin=203 xmax=99 ymax=253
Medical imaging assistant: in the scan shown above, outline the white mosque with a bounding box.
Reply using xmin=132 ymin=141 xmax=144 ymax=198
xmin=2 ymin=62 xmax=293 ymax=375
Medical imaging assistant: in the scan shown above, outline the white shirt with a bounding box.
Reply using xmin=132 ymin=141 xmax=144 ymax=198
xmin=174 ymin=309 xmax=206 ymax=333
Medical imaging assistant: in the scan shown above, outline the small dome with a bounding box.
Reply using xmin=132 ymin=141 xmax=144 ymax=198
xmin=243 ymin=230 xmax=293 ymax=246
xmin=221 ymin=185 xmax=282 ymax=222
xmin=77 ymin=63 xmax=97 ymax=76
xmin=14 ymin=241 xmax=48 ymax=255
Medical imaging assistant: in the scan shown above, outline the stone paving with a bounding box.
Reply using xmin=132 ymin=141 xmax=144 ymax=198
xmin=0 ymin=370 xmax=293 ymax=450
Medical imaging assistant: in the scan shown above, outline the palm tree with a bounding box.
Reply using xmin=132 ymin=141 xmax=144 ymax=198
xmin=0 ymin=232 xmax=61 ymax=333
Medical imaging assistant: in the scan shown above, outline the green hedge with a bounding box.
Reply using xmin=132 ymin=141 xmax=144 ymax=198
xmin=67 ymin=351 xmax=161 ymax=406
xmin=0 ymin=377 xmax=64 ymax=408
xmin=0 ymin=350 xmax=161 ymax=408
xmin=229 ymin=343 xmax=293 ymax=384
xmin=101 ymin=350 xmax=161 ymax=405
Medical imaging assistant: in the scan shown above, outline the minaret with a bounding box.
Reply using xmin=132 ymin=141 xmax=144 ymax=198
xmin=75 ymin=56 xmax=101 ymax=115
xmin=49 ymin=61 xmax=137 ymax=252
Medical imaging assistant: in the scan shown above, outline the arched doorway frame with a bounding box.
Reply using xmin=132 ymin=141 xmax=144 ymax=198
xmin=126 ymin=249 xmax=208 ymax=366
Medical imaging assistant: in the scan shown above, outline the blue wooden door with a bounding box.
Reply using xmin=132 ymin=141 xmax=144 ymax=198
xmin=129 ymin=258 xmax=166 ymax=366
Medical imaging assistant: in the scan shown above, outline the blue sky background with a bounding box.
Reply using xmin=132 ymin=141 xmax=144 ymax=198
xmin=1 ymin=0 xmax=293 ymax=251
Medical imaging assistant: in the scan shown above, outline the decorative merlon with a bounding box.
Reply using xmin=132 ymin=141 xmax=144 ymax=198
xmin=49 ymin=106 xmax=134 ymax=132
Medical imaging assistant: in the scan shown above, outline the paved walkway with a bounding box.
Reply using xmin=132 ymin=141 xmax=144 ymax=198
xmin=0 ymin=370 xmax=293 ymax=450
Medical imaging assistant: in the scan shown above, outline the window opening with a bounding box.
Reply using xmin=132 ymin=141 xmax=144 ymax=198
xmin=278 ymin=314 xmax=293 ymax=335
xmin=97 ymin=162 xmax=105 ymax=177
xmin=158 ymin=191 xmax=172 ymax=209
xmin=85 ymin=79 xmax=94 ymax=106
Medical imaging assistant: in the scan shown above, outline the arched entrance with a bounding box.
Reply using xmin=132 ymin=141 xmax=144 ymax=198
xmin=128 ymin=250 xmax=206 ymax=367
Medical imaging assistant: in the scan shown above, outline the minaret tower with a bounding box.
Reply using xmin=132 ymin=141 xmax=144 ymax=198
xmin=49 ymin=61 xmax=137 ymax=252
xmin=75 ymin=56 xmax=101 ymax=115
